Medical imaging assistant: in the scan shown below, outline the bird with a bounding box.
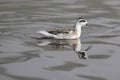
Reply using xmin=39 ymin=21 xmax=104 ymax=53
xmin=37 ymin=18 xmax=88 ymax=39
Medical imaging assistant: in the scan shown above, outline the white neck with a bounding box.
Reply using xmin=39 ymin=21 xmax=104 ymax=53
xmin=74 ymin=23 xmax=82 ymax=31
xmin=73 ymin=23 xmax=82 ymax=38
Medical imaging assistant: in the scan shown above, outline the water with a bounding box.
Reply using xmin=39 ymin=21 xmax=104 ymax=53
xmin=0 ymin=0 xmax=120 ymax=80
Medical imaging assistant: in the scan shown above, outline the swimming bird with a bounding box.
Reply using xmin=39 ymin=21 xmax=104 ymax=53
xmin=37 ymin=18 xmax=88 ymax=39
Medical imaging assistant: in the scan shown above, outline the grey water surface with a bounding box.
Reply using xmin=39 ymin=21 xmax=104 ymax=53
xmin=0 ymin=0 xmax=120 ymax=80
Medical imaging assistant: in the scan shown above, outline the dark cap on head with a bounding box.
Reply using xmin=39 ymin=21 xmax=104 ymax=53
xmin=78 ymin=17 xmax=85 ymax=20
xmin=79 ymin=20 xmax=86 ymax=22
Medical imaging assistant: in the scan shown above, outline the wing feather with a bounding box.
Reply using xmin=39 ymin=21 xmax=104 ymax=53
xmin=48 ymin=28 xmax=72 ymax=35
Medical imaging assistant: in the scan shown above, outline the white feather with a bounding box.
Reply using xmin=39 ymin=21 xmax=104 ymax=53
xmin=37 ymin=31 xmax=57 ymax=38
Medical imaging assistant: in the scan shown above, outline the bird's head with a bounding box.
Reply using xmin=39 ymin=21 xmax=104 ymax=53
xmin=76 ymin=18 xmax=88 ymax=26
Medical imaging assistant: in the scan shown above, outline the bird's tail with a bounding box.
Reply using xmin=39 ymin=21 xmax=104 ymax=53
xmin=37 ymin=31 xmax=57 ymax=38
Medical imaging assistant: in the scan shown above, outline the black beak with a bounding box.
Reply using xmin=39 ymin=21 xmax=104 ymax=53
xmin=86 ymin=24 xmax=88 ymax=26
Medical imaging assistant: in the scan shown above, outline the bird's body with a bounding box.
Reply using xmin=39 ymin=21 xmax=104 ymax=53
xmin=37 ymin=18 xmax=87 ymax=39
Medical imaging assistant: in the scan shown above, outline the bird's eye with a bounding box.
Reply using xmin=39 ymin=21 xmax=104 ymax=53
xmin=79 ymin=20 xmax=86 ymax=23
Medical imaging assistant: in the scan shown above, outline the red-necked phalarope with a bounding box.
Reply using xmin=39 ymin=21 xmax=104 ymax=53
xmin=37 ymin=18 xmax=88 ymax=39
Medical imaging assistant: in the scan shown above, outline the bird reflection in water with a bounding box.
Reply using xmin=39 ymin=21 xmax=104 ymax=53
xmin=36 ymin=38 xmax=92 ymax=59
